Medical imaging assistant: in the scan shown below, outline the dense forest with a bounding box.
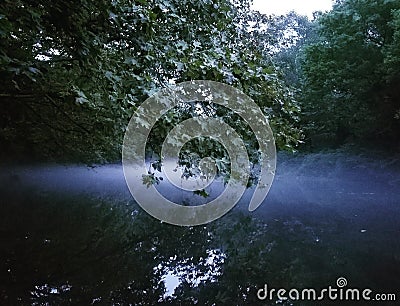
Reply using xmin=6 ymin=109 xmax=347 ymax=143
xmin=1 ymin=0 xmax=399 ymax=163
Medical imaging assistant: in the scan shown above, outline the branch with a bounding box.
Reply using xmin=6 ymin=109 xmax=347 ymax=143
xmin=0 ymin=94 xmax=37 ymax=98
xmin=2 ymin=92 xmax=94 ymax=134
xmin=45 ymin=94 xmax=91 ymax=134
xmin=19 ymin=100 xmax=82 ymax=135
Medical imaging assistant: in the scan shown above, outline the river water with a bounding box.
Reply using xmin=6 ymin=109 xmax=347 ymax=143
xmin=1 ymin=151 xmax=399 ymax=304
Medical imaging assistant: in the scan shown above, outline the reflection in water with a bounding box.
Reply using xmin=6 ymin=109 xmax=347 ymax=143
xmin=158 ymin=249 xmax=226 ymax=298
xmin=162 ymin=272 xmax=180 ymax=297
xmin=31 ymin=284 xmax=72 ymax=305
xmin=1 ymin=154 xmax=400 ymax=304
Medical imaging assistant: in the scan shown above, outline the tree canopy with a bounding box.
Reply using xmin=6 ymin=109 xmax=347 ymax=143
xmin=301 ymin=0 xmax=400 ymax=146
xmin=0 ymin=0 xmax=302 ymax=163
xmin=1 ymin=0 xmax=400 ymax=163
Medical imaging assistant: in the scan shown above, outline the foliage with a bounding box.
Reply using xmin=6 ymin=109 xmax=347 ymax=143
xmin=271 ymin=12 xmax=318 ymax=87
xmin=0 ymin=0 xmax=302 ymax=164
xmin=301 ymin=0 xmax=400 ymax=147
xmin=0 ymin=0 xmax=125 ymax=161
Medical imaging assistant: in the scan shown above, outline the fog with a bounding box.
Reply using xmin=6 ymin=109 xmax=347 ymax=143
xmin=3 ymin=152 xmax=399 ymax=226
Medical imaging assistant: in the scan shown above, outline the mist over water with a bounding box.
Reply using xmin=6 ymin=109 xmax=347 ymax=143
xmin=3 ymin=152 xmax=399 ymax=213
xmin=1 ymin=151 xmax=399 ymax=303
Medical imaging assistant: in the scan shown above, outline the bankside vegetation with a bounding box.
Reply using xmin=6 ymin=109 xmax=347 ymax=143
xmin=1 ymin=0 xmax=399 ymax=163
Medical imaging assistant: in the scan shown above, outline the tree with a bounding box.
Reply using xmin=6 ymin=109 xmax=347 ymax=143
xmin=270 ymin=12 xmax=318 ymax=87
xmin=0 ymin=0 xmax=302 ymax=165
xmin=0 ymin=0 xmax=125 ymax=161
xmin=301 ymin=0 xmax=400 ymax=147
